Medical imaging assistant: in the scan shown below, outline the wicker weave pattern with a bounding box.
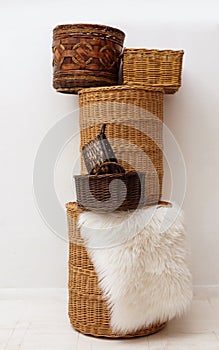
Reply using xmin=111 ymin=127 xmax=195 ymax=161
xmin=53 ymin=24 xmax=125 ymax=94
xmin=122 ymin=49 xmax=184 ymax=94
xmin=79 ymin=86 xmax=164 ymax=203
xmin=74 ymin=171 xmax=145 ymax=212
xmin=67 ymin=202 xmax=167 ymax=338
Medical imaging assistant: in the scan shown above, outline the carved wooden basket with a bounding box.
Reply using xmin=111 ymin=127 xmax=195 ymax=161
xmin=52 ymin=24 xmax=125 ymax=94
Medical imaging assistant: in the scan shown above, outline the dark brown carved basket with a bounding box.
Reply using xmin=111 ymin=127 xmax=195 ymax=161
xmin=52 ymin=24 xmax=125 ymax=94
xmin=74 ymin=171 xmax=145 ymax=212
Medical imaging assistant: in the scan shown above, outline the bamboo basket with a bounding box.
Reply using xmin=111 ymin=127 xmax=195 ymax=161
xmin=66 ymin=202 xmax=168 ymax=338
xmin=52 ymin=24 xmax=125 ymax=94
xmin=122 ymin=48 xmax=184 ymax=94
xmin=79 ymin=85 xmax=164 ymax=204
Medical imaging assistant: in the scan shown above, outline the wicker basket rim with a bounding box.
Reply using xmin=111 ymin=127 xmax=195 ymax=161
xmin=123 ymin=82 xmax=181 ymax=87
xmin=78 ymin=85 xmax=164 ymax=95
xmin=66 ymin=200 xmax=172 ymax=210
xmin=123 ymin=48 xmax=184 ymax=54
xmin=74 ymin=171 xmax=144 ymax=180
xmin=53 ymin=23 xmax=125 ymax=38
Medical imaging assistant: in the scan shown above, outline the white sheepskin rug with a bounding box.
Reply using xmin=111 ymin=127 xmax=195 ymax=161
xmin=78 ymin=203 xmax=193 ymax=334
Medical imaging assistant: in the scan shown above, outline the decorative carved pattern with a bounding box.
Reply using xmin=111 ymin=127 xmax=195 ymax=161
xmin=52 ymin=24 xmax=125 ymax=93
xmin=99 ymin=46 xmax=117 ymax=69
xmin=53 ymin=40 xmax=119 ymax=71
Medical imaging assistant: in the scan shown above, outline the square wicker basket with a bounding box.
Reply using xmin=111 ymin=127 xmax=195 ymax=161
xmin=122 ymin=48 xmax=184 ymax=94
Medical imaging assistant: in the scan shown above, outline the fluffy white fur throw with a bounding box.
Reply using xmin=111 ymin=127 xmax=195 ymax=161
xmin=78 ymin=203 xmax=192 ymax=334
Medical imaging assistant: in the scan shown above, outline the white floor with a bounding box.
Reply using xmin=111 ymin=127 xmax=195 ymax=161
xmin=0 ymin=289 xmax=219 ymax=350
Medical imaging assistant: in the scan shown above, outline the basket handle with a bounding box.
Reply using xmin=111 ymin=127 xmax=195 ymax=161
xmin=100 ymin=123 xmax=106 ymax=135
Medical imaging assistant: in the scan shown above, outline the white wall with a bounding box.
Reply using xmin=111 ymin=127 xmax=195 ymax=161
xmin=0 ymin=0 xmax=219 ymax=287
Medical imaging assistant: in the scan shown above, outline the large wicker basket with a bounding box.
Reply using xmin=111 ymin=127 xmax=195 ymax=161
xmin=79 ymin=85 xmax=164 ymax=204
xmin=66 ymin=202 xmax=168 ymax=338
xmin=52 ymin=24 xmax=125 ymax=94
xmin=122 ymin=48 xmax=184 ymax=94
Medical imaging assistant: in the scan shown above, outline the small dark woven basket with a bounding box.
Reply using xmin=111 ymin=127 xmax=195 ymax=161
xmin=74 ymin=171 xmax=145 ymax=212
xmin=52 ymin=24 xmax=125 ymax=94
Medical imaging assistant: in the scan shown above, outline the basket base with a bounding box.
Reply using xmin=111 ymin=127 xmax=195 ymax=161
xmin=69 ymin=319 xmax=167 ymax=339
xmin=53 ymin=72 xmax=118 ymax=94
xmin=55 ymin=82 xmax=115 ymax=95
xmin=122 ymin=81 xmax=180 ymax=94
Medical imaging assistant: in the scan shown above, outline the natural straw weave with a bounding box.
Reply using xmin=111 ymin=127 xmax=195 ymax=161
xmin=122 ymin=48 xmax=184 ymax=94
xmin=66 ymin=202 xmax=168 ymax=338
xmin=79 ymin=85 xmax=164 ymax=204
xmin=52 ymin=24 xmax=125 ymax=94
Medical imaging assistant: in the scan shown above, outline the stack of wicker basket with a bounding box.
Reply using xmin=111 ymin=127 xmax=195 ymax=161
xmin=52 ymin=23 xmax=184 ymax=338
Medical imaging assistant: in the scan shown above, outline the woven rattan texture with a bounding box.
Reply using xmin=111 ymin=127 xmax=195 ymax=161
xmin=122 ymin=49 xmax=184 ymax=94
xmin=52 ymin=24 xmax=125 ymax=94
xmin=74 ymin=171 xmax=145 ymax=212
xmin=79 ymin=86 xmax=164 ymax=204
xmin=66 ymin=202 xmax=167 ymax=338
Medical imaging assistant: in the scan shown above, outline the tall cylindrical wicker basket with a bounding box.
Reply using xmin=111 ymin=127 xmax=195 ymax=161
xmin=79 ymin=85 xmax=164 ymax=205
xmin=66 ymin=202 xmax=167 ymax=338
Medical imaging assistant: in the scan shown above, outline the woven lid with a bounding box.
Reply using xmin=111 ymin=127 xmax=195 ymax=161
xmin=53 ymin=23 xmax=125 ymax=44
xmin=65 ymin=200 xmax=172 ymax=212
xmin=78 ymin=85 xmax=165 ymax=95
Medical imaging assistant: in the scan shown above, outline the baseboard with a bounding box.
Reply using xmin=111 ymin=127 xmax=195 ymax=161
xmin=0 ymin=286 xmax=218 ymax=299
